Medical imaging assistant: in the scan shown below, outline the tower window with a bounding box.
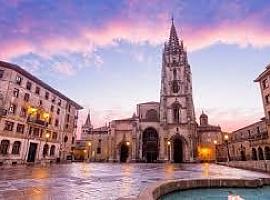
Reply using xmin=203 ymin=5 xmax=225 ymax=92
xmin=172 ymin=80 xmax=179 ymax=93
xmin=173 ymin=69 xmax=177 ymax=79
xmin=172 ymin=103 xmax=180 ymax=123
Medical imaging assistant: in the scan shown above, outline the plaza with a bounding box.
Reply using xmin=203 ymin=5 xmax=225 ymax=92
xmin=0 ymin=163 xmax=270 ymax=200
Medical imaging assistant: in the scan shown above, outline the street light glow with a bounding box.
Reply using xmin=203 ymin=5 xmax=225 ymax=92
xmin=167 ymin=141 xmax=171 ymax=145
xmin=224 ymin=134 xmax=229 ymax=140
xmin=126 ymin=141 xmax=130 ymax=146
xmin=213 ymin=140 xmax=217 ymax=145
xmin=88 ymin=142 xmax=92 ymax=146
xmin=45 ymin=133 xmax=50 ymax=139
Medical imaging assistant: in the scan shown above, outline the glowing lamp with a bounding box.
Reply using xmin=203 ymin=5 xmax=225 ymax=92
xmin=213 ymin=140 xmax=217 ymax=145
xmin=88 ymin=142 xmax=92 ymax=146
xmin=126 ymin=141 xmax=130 ymax=146
xmin=45 ymin=133 xmax=50 ymax=139
xmin=167 ymin=141 xmax=171 ymax=145
xmin=224 ymin=134 xmax=229 ymax=141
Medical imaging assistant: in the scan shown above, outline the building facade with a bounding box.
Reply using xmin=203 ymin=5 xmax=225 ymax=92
xmin=0 ymin=61 xmax=83 ymax=165
xmin=75 ymin=21 xmax=222 ymax=163
xmin=215 ymin=65 xmax=270 ymax=162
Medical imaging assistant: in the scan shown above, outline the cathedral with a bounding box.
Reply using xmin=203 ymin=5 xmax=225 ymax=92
xmin=74 ymin=20 xmax=222 ymax=163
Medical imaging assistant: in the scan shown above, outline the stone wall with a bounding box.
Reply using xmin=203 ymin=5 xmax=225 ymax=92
xmin=219 ymin=160 xmax=270 ymax=173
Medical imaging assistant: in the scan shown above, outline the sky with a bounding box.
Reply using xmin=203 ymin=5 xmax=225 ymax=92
xmin=1 ymin=0 xmax=270 ymax=135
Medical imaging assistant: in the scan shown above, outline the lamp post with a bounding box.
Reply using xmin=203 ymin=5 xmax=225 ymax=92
xmin=213 ymin=140 xmax=217 ymax=162
xmin=167 ymin=141 xmax=171 ymax=161
xmin=224 ymin=134 xmax=231 ymax=162
xmin=126 ymin=141 xmax=130 ymax=161
xmin=87 ymin=141 xmax=91 ymax=162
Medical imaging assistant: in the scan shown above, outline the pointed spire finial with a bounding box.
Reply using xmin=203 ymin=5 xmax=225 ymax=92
xmin=171 ymin=14 xmax=174 ymax=24
xmin=82 ymin=108 xmax=93 ymax=129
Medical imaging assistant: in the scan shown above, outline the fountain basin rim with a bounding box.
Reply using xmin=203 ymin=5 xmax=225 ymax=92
xmin=137 ymin=177 xmax=270 ymax=200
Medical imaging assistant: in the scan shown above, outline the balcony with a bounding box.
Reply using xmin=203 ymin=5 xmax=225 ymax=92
xmin=28 ymin=118 xmax=48 ymax=127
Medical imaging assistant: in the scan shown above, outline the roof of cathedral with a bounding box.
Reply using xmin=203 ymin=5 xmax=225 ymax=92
xmin=168 ymin=17 xmax=180 ymax=48
xmin=82 ymin=110 xmax=93 ymax=129
xmin=200 ymin=111 xmax=208 ymax=118
xmin=138 ymin=101 xmax=160 ymax=105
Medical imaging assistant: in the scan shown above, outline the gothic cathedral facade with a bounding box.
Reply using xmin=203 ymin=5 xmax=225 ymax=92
xmin=76 ymin=20 xmax=222 ymax=163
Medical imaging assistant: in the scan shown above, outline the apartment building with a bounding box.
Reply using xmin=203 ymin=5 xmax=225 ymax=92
xmin=0 ymin=61 xmax=83 ymax=165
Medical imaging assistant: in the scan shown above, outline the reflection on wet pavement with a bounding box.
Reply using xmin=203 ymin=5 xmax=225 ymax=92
xmin=0 ymin=163 xmax=269 ymax=200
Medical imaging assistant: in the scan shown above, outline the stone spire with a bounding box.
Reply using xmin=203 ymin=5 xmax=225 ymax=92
xmin=82 ymin=110 xmax=93 ymax=129
xmin=168 ymin=16 xmax=180 ymax=49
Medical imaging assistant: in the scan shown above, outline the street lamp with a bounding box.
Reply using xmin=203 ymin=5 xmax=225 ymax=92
xmin=224 ymin=134 xmax=231 ymax=162
xmin=45 ymin=132 xmax=50 ymax=141
xmin=167 ymin=141 xmax=171 ymax=161
xmin=126 ymin=141 xmax=130 ymax=146
xmin=87 ymin=141 xmax=91 ymax=161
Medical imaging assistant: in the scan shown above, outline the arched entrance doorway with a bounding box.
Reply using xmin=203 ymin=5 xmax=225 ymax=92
xmin=120 ymin=143 xmax=129 ymax=163
xmin=251 ymin=148 xmax=257 ymax=160
xmin=173 ymin=137 xmax=183 ymax=163
xmin=265 ymin=146 xmax=270 ymax=160
xmin=258 ymin=147 xmax=264 ymax=160
xmin=142 ymin=128 xmax=159 ymax=163
xmin=240 ymin=150 xmax=246 ymax=161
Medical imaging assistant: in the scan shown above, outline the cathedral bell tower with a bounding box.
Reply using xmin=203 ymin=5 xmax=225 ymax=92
xmin=159 ymin=18 xmax=197 ymax=162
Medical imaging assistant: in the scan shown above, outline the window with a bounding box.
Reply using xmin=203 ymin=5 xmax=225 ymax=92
xmin=20 ymin=107 xmax=27 ymax=118
xmin=58 ymin=99 xmax=61 ymax=106
xmin=16 ymin=124 xmax=24 ymax=134
xmin=50 ymin=105 xmax=54 ymax=112
xmin=0 ymin=69 xmax=4 ymax=78
xmin=66 ymin=114 xmax=70 ymax=122
xmin=11 ymin=141 xmax=21 ymax=154
xmin=145 ymin=109 xmax=159 ymax=121
xmin=24 ymin=93 xmax=30 ymax=102
xmin=33 ymin=128 xmax=40 ymax=137
xmin=26 ymin=81 xmax=32 ymax=90
xmin=64 ymin=136 xmax=68 ymax=143
xmin=50 ymin=145 xmax=56 ymax=156
xmin=262 ymin=79 xmax=269 ymax=89
xmin=35 ymin=87 xmax=40 ymax=95
xmin=9 ymin=104 xmax=16 ymax=114
xmin=39 ymin=100 xmax=42 ymax=106
xmin=257 ymin=127 xmax=260 ymax=134
xmin=72 ymin=137 xmax=75 ymax=144
xmin=52 ymin=132 xmax=58 ymax=140
xmin=173 ymin=69 xmax=177 ymax=79
xmin=13 ymin=88 xmax=19 ymax=98
xmin=67 ymin=104 xmax=71 ymax=112
xmin=42 ymin=144 xmax=49 ymax=157
xmin=0 ymin=140 xmax=10 ymax=155
xmin=172 ymin=80 xmax=180 ymax=93
xmin=52 ymin=96 xmax=56 ymax=103
xmin=266 ymin=94 xmax=270 ymax=104
xmin=57 ymin=108 xmax=60 ymax=115
xmin=16 ymin=76 xmax=22 ymax=85
xmin=172 ymin=103 xmax=180 ymax=123
xmin=45 ymin=92 xmax=49 ymax=100
xmin=48 ymin=117 xmax=52 ymax=124
xmin=65 ymin=124 xmax=69 ymax=129
xmin=54 ymin=119 xmax=59 ymax=127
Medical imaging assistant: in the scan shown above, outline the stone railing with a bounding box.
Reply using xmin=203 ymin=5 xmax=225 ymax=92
xmin=137 ymin=178 xmax=270 ymax=200
xmin=219 ymin=160 xmax=270 ymax=172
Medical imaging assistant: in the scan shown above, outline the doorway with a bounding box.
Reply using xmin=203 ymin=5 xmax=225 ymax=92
xmin=120 ymin=143 xmax=129 ymax=162
xmin=27 ymin=143 xmax=38 ymax=162
xmin=142 ymin=128 xmax=159 ymax=163
xmin=173 ymin=138 xmax=183 ymax=163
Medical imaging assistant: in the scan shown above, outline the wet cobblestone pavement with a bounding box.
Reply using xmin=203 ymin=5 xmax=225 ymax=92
xmin=0 ymin=163 xmax=270 ymax=200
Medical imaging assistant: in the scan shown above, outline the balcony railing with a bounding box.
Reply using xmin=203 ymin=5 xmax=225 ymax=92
xmin=28 ymin=118 xmax=48 ymax=127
